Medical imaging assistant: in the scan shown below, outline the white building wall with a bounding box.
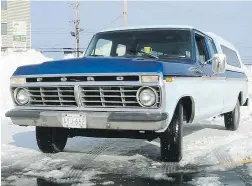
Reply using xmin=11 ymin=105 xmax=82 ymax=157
xmin=1 ymin=0 xmax=31 ymax=50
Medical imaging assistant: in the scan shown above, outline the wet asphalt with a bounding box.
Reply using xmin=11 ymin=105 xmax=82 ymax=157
xmin=2 ymin=164 xmax=252 ymax=186
xmin=2 ymin=123 xmax=252 ymax=186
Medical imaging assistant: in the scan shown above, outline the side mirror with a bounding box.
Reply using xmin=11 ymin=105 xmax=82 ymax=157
xmin=212 ymin=54 xmax=226 ymax=73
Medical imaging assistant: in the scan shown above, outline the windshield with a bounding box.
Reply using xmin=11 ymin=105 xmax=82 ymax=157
xmin=85 ymin=29 xmax=193 ymax=60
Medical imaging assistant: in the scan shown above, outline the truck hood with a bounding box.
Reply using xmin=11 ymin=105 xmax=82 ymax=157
xmin=13 ymin=57 xmax=198 ymax=76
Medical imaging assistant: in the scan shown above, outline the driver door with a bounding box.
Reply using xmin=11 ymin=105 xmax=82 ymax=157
xmin=194 ymin=32 xmax=224 ymax=119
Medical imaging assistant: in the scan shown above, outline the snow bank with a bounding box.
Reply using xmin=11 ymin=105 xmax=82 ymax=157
xmin=63 ymin=54 xmax=75 ymax=59
xmin=240 ymin=65 xmax=252 ymax=120
xmin=190 ymin=176 xmax=223 ymax=186
xmin=248 ymin=163 xmax=252 ymax=177
xmin=0 ymin=50 xmax=52 ymax=118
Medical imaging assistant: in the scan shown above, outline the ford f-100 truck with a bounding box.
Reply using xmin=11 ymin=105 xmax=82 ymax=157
xmin=6 ymin=25 xmax=249 ymax=162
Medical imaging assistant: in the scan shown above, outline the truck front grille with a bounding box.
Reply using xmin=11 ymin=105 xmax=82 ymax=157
xmin=26 ymin=86 xmax=77 ymax=107
xmin=80 ymin=86 xmax=161 ymax=108
xmin=12 ymin=85 xmax=161 ymax=108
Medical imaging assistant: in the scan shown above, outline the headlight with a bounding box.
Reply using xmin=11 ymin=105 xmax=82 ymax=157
xmin=14 ymin=88 xmax=30 ymax=105
xmin=137 ymin=87 xmax=157 ymax=107
xmin=141 ymin=75 xmax=159 ymax=83
xmin=10 ymin=77 xmax=26 ymax=85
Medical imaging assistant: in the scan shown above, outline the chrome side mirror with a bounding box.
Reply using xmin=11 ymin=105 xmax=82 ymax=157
xmin=212 ymin=54 xmax=226 ymax=73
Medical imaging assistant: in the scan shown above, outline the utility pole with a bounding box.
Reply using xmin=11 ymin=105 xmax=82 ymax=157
xmin=75 ymin=0 xmax=80 ymax=57
xmin=123 ymin=0 xmax=127 ymax=27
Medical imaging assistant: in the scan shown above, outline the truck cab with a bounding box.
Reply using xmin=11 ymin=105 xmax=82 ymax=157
xmin=6 ymin=25 xmax=249 ymax=162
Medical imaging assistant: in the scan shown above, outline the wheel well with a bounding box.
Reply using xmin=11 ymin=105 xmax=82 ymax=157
xmin=179 ymin=96 xmax=194 ymax=123
xmin=238 ymin=92 xmax=242 ymax=105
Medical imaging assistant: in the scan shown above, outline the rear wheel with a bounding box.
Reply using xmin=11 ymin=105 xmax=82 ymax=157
xmin=36 ymin=127 xmax=68 ymax=153
xmin=224 ymin=100 xmax=240 ymax=131
xmin=160 ymin=103 xmax=183 ymax=162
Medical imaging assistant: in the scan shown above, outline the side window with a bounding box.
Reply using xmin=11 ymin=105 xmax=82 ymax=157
xmin=221 ymin=45 xmax=241 ymax=68
xmin=93 ymin=39 xmax=112 ymax=57
xmin=195 ymin=34 xmax=209 ymax=63
xmin=116 ymin=44 xmax=126 ymax=56
xmin=207 ymin=38 xmax=218 ymax=56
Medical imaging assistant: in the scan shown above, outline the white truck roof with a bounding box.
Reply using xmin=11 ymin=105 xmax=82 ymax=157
xmin=205 ymin=32 xmax=245 ymax=72
xmin=205 ymin=32 xmax=237 ymax=52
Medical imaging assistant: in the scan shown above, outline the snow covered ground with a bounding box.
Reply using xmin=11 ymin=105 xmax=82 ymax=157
xmin=1 ymin=51 xmax=252 ymax=186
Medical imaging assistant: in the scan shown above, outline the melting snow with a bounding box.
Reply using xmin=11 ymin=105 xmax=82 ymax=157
xmin=190 ymin=176 xmax=223 ymax=186
xmin=101 ymin=181 xmax=115 ymax=185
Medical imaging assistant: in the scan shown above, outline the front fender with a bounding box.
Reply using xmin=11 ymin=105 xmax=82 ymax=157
xmin=156 ymin=80 xmax=195 ymax=133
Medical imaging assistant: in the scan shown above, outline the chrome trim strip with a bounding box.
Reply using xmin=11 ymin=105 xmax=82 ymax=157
xmin=74 ymin=85 xmax=82 ymax=107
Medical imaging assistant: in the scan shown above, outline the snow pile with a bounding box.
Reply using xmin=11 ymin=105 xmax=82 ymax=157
xmin=190 ymin=176 xmax=223 ymax=186
xmin=101 ymin=181 xmax=115 ymax=185
xmin=248 ymin=164 xmax=252 ymax=177
xmin=240 ymin=65 xmax=252 ymax=120
xmin=94 ymin=43 xmax=125 ymax=56
xmin=95 ymin=43 xmax=112 ymax=56
xmin=63 ymin=53 xmax=75 ymax=59
xmin=0 ymin=50 xmax=52 ymax=118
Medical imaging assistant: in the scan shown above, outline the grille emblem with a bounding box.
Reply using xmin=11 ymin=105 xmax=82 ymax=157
xmin=87 ymin=76 xmax=95 ymax=81
xmin=116 ymin=76 xmax=124 ymax=81
xmin=37 ymin=77 xmax=43 ymax=82
xmin=61 ymin=77 xmax=67 ymax=82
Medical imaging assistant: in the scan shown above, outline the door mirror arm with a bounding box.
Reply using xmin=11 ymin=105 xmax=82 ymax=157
xmin=202 ymin=58 xmax=213 ymax=65
xmin=198 ymin=54 xmax=227 ymax=74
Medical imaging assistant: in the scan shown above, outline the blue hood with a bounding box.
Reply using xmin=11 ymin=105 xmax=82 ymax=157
xmin=13 ymin=57 xmax=197 ymax=76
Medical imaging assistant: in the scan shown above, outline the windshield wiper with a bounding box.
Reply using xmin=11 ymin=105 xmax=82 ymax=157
xmin=126 ymin=49 xmax=159 ymax=59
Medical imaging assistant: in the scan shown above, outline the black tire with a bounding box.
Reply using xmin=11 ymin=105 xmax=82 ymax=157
xmin=36 ymin=127 xmax=68 ymax=153
xmin=160 ymin=103 xmax=183 ymax=162
xmin=224 ymin=100 xmax=240 ymax=131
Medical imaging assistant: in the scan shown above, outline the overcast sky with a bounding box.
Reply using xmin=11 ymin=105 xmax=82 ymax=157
xmin=31 ymin=1 xmax=252 ymax=63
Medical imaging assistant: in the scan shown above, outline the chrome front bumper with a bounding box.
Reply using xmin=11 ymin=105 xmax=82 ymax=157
xmin=5 ymin=109 xmax=168 ymax=131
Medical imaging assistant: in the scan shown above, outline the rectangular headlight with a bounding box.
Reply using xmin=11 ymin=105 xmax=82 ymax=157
xmin=10 ymin=77 xmax=26 ymax=85
xmin=141 ymin=75 xmax=159 ymax=83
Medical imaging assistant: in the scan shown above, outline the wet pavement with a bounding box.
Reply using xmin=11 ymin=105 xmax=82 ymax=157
xmin=2 ymin=123 xmax=252 ymax=186
xmin=2 ymin=164 xmax=252 ymax=186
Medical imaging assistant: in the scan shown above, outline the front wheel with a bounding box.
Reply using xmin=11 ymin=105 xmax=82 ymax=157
xmin=160 ymin=103 xmax=183 ymax=162
xmin=224 ymin=100 xmax=240 ymax=131
xmin=36 ymin=127 xmax=68 ymax=153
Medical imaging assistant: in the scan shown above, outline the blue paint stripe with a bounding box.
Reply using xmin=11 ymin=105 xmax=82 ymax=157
xmin=163 ymin=70 xmax=247 ymax=79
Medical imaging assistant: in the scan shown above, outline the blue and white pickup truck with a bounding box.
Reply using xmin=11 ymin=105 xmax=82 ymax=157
xmin=6 ymin=25 xmax=249 ymax=162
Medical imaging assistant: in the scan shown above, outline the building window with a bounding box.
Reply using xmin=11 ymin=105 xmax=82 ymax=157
xmin=1 ymin=0 xmax=7 ymax=10
xmin=1 ymin=23 xmax=7 ymax=35
xmin=221 ymin=45 xmax=241 ymax=68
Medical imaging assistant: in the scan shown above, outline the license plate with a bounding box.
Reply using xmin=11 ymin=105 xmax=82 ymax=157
xmin=62 ymin=113 xmax=87 ymax=128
